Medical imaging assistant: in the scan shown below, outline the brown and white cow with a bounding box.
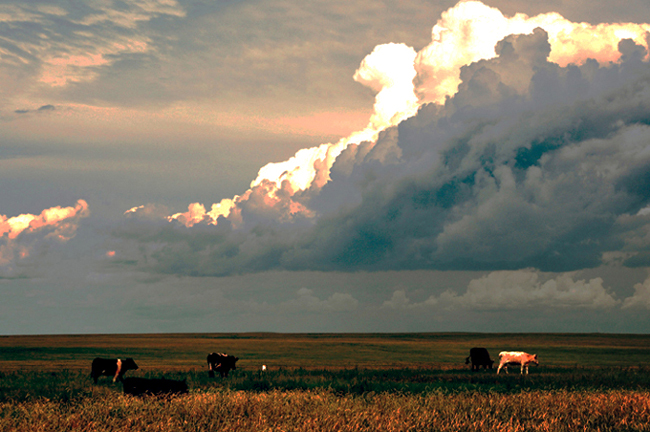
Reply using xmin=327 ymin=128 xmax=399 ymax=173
xmin=91 ymin=357 xmax=139 ymax=383
xmin=496 ymin=351 xmax=538 ymax=374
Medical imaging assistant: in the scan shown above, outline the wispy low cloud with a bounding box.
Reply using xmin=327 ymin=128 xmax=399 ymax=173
xmin=0 ymin=0 xmax=186 ymax=109
xmin=14 ymin=105 xmax=56 ymax=115
xmin=622 ymin=274 xmax=650 ymax=309
xmin=442 ymin=270 xmax=619 ymax=310
xmin=383 ymin=270 xmax=619 ymax=310
xmin=382 ymin=290 xmax=438 ymax=309
xmin=0 ymin=200 xmax=89 ymax=278
xmin=286 ymin=288 xmax=359 ymax=312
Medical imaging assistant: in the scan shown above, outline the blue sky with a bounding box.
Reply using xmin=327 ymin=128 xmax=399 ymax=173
xmin=2 ymin=0 xmax=650 ymax=334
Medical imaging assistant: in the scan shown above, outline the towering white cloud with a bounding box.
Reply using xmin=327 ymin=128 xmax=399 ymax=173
xmin=142 ymin=0 xmax=650 ymax=231
xmin=119 ymin=1 xmax=650 ymax=284
xmin=414 ymin=0 xmax=650 ymax=104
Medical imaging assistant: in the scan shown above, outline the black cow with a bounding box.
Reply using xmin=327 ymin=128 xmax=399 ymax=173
xmin=123 ymin=377 xmax=188 ymax=396
xmin=91 ymin=357 xmax=139 ymax=383
xmin=207 ymin=352 xmax=239 ymax=377
xmin=465 ymin=347 xmax=494 ymax=371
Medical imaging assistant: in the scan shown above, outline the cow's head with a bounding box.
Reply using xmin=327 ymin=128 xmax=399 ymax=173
xmin=532 ymin=354 xmax=539 ymax=366
xmin=123 ymin=358 xmax=139 ymax=370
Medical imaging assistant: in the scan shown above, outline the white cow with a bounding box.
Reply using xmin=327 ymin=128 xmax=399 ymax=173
xmin=497 ymin=351 xmax=538 ymax=374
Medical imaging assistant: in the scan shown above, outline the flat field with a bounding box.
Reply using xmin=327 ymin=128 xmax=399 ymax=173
xmin=2 ymin=332 xmax=649 ymax=371
xmin=1 ymin=333 xmax=649 ymax=431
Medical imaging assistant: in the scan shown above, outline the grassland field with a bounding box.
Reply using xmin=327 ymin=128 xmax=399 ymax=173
xmin=1 ymin=332 xmax=650 ymax=431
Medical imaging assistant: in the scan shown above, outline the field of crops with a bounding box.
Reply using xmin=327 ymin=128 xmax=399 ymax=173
xmin=1 ymin=333 xmax=649 ymax=431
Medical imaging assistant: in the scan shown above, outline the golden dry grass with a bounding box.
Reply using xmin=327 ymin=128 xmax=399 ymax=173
xmin=2 ymin=389 xmax=649 ymax=432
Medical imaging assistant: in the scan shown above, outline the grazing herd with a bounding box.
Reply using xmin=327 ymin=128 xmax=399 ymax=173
xmin=91 ymin=347 xmax=537 ymax=396
xmin=90 ymin=353 xmax=239 ymax=396
xmin=465 ymin=347 xmax=539 ymax=374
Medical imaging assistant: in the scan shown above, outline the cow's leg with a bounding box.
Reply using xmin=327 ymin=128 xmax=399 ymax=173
xmin=497 ymin=363 xmax=503 ymax=374
xmin=208 ymin=363 xmax=215 ymax=378
xmin=113 ymin=359 xmax=122 ymax=383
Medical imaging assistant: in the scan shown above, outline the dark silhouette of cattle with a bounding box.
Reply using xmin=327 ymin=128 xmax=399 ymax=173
xmin=91 ymin=357 xmax=139 ymax=383
xmin=207 ymin=352 xmax=239 ymax=377
xmin=465 ymin=347 xmax=494 ymax=371
xmin=123 ymin=377 xmax=188 ymax=396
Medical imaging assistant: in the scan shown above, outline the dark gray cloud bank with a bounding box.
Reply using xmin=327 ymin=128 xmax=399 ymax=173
xmin=115 ymin=30 xmax=650 ymax=279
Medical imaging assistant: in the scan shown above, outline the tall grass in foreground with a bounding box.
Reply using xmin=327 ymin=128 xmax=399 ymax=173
xmin=1 ymin=389 xmax=649 ymax=431
xmin=1 ymin=367 xmax=649 ymax=431
xmin=2 ymin=367 xmax=650 ymax=402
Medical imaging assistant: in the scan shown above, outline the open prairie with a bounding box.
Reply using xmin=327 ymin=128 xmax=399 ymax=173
xmin=2 ymin=332 xmax=649 ymax=371
xmin=1 ymin=333 xmax=649 ymax=431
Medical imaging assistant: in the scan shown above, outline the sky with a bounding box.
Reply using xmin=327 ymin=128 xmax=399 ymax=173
xmin=2 ymin=0 xmax=650 ymax=335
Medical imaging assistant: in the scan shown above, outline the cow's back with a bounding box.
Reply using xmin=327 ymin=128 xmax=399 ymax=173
xmin=470 ymin=347 xmax=491 ymax=359
xmin=123 ymin=377 xmax=187 ymax=396
xmin=499 ymin=351 xmax=524 ymax=361
xmin=92 ymin=357 xmax=116 ymax=373
xmin=207 ymin=352 xmax=239 ymax=377
xmin=468 ymin=347 xmax=493 ymax=370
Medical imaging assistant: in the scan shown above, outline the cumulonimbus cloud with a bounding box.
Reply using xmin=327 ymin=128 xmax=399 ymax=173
xmin=118 ymin=1 xmax=650 ymax=279
xmin=150 ymin=0 xmax=650 ymax=229
xmin=1 ymin=199 xmax=90 ymax=277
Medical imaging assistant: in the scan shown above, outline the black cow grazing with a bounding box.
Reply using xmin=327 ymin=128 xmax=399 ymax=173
xmin=123 ymin=377 xmax=188 ymax=396
xmin=91 ymin=357 xmax=139 ymax=384
xmin=207 ymin=352 xmax=239 ymax=377
xmin=465 ymin=347 xmax=494 ymax=371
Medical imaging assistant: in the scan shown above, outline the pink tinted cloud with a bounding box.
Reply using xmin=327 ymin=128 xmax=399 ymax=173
xmin=40 ymin=39 xmax=149 ymax=87
xmin=0 ymin=200 xmax=90 ymax=276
